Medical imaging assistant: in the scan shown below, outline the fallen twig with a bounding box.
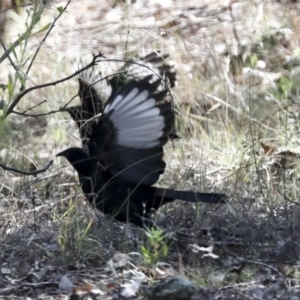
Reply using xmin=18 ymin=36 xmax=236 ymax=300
xmin=0 ymin=160 xmax=53 ymax=175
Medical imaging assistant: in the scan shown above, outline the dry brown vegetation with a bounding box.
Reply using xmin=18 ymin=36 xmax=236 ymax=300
xmin=1 ymin=0 xmax=300 ymax=299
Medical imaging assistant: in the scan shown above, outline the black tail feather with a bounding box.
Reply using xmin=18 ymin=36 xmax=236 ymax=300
xmin=157 ymin=188 xmax=227 ymax=204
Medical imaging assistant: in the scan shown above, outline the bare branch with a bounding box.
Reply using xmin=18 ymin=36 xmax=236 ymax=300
xmin=26 ymin=0 xmax=72 ymax=76
xmin=12 ymin=94 xmax=78 ymax=117
xmin=0 ymin=38 xmax=18 ymax=72
xmin=0 ymin=2 xmax=30 ymax=14
xmin=5 ymin=53 xmax=104 ymax=117
xmin=0 ymin=160 xmax=53 ymax=175
xmin=21 ymin=99 xmax=47 ymax=114
xmin=12 ymin=108 xmax=62 ymax=117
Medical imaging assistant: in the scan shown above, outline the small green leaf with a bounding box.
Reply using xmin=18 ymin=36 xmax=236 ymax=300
xmin=161 ymin=243 xmax=168 ymax=257
xmin=32 ymin=23 xmax=52 ymax=35
xmin=249 ymin=55 xmax=258 ymax=68
xmin=14 ymin=0 xmax=25 ymax=15
xmin=16 ymin=72 xmax=26 ymax=87
xmin=141 ymin=245 xmax=151 ymax=264
xmin=57 ymin=6 xmax=66 ymax=14
xmin=7 ymin=75 xmax=14 ymax=98
xmin=0 ymin=99 xmax=6 ymax=110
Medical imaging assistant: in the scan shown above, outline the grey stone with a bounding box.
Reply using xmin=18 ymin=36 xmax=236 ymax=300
xmin=142 ymin=276 xmax=196 ymax=300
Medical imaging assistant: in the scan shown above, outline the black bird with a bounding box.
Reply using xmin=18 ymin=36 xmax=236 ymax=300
xmin=63 ymin=66 xmax=104 ymax=152
xmin=57 ymin=76 xmax=226 ymax=227
xmin=62 ymin=52 xmax=178 ymax=152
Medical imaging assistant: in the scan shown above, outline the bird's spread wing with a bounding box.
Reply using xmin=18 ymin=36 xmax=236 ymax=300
xmin=64 ymin=106 xmax=94 ymax=152
xmin=63 ymin=67 xmax=106 ymax=151
xmin=89 ymin=76 xmax=174 ymax=186
xmin=65 ymin=53 xmax=177 ymax=153
xmin=77 ymin=66 xmax=105 ymax=114
xmin=110 ymin=51 xmax=177 ymax=90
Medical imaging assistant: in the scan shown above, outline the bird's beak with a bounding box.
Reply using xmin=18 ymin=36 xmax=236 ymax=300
xmin=56 ymin=151 xmax=65 ymax=157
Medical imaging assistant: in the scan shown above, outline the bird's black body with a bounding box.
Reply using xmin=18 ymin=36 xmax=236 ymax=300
xmin=57 ymin=76 xmax=226 ymax=227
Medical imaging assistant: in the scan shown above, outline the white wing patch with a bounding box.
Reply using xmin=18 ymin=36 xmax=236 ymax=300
xmin=104 ymin=88 xmax=141 ymax=113
xmin=104 ymin=86 xmax=165 ymax=149
xmin=78 ymin=67 xmax=105 ymax=100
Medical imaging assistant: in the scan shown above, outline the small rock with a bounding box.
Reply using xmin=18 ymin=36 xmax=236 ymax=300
xmin=1 ymin=266 xmax=11 ymax=275
xmin=107 ymin=252 xmax=130 ymax=270
xmin=59 ymin=275 xmax=74 ymax=293
xmin=142 ymin=276 xmax=196 ymax=300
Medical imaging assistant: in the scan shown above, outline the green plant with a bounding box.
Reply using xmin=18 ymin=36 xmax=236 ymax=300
xmin=1 ymin=1 xmax=54 ymax=117
xmin=140 ymin=227 xmax=169 ymax=266
xmin=58 ymin=198 xmax=93 ymax=260
xmin=275 ymin=76 xmax=294 ymax=98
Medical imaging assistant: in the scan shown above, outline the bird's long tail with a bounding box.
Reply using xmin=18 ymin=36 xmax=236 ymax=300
xmin=156 ymin=188 xmax=227 ymax=204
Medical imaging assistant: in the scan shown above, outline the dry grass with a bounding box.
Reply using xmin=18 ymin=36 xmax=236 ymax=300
xmin=1 ymin=0 xmax=300 ymax=298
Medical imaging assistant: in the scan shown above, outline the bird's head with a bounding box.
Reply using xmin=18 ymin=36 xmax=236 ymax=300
xmin=56 ymin=147 xmax=91 ymax=174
